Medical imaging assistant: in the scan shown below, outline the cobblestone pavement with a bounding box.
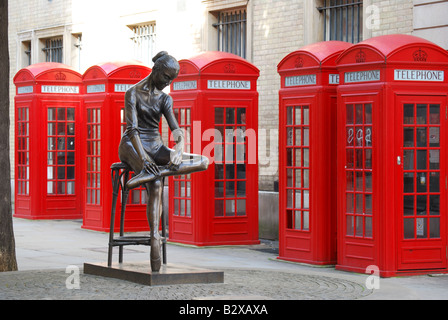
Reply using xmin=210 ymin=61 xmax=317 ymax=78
xmin=0 ymin=267 xmax=373 ymax=300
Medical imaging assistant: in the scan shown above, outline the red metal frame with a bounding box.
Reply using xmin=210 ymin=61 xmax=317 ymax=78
xmin=169 ymin=51 xmax=260 ymax=246
xmin=277 ymin=41 xmax=352 ymax=265
xmin=336 ymin=34 xmax=448 ymax=277
xmin=81 ymin=61 xmax=151 ymax=232
xmin=14 ymin=63 xmax=83 ymax=219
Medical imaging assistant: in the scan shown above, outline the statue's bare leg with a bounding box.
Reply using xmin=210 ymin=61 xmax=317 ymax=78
xmin=127 ymin=153 xmax=209 ymax=190
xmin=145 ymin=178 xmax=163 ymax=272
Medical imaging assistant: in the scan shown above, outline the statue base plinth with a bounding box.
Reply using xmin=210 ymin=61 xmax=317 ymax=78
xmin=83 ymin=262 xmax=224 ymax=286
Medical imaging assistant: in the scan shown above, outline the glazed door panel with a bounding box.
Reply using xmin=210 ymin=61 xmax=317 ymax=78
xmin=397 ymin=95 xmax=447 ymax=270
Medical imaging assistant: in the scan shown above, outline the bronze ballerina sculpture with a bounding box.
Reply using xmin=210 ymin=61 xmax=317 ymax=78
xmin=118 ymin=51 xmax=208 ymax=272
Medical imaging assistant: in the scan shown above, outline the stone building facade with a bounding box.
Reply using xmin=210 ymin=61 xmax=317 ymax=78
xmin=8 ymin=0 xmax=448 ymax=238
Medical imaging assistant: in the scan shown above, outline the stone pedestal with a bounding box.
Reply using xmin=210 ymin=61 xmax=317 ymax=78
xmin=83 ymin=262 xmax=224 ymax=286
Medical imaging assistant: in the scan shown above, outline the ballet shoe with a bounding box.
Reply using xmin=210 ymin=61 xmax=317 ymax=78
xmin=126 ymin=169 xmax=156 ymax=189
xmin=150 ymin=234 xmax=161 ymax=272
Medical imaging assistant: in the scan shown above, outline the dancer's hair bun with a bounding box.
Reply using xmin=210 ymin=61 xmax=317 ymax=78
xmin=152 ymin=51 xmax=169 ymax=63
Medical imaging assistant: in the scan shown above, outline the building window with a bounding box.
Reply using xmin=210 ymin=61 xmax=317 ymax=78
xmin=42 ymin=37 xmax=63 ymax=63
xmin=22 ymin=41 xmax=31 ymax=67
xmin=130 ymin=23 xmax=157 ymax=67
xmin=213 ymin=8 xmax=247 ymax=59
xmin=318 ymin=0 xmax=363 ymax=43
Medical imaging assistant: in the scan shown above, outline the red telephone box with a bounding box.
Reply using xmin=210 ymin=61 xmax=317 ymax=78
xmin=81 ymin=61 xmax=151 ymax=232
xmin=336 ymin=34 xmax=448 ymax=277
xmin=14 ymin=63 xmax=83 ymax=219
xmin=277 ymin=41 xmax=352 ymax=265
xmin=169 ymin=51 xmax=260 ymax=246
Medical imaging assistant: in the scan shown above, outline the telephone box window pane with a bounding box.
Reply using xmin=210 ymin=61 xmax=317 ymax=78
xmin=226 ymin=108 xmax=235 ymax=123
xmin=355 ymin=194 xmax=363 ymax=213
xmin=430 ymin=195 xmax=439 ymax=215
xmin=303 ymin=148 xmax=309 ymax=167
xmin=236 ymin=199 xmax=246 ymax=216
xmin=236 ymin=108 xmax=246 ymax=124
xmin=416 ymin=150 xmax=427 ymax=170
xmin=287 ymin=169 xmax=293 ymax=187
xmin=346 ymin=193 xmax=354 ymax=213
xmin=416 ymin=128 xmax=427 ymax=147
xmin=403 ymin=104 xmax=414 ymax=124
xmin=355 ymin=171 xmax=363 ymax=191
xmin=346 ymin=128 xmax=354 ymax=146
xmin=287 ymin=107 xmax=293 ymax=125
xmin=355 ymin=104 xmax=363 ymax=124
xmin=303 ymin=170 xmax=309 ymax=188
xmin=416 ymin=218 xmax=427 ymax=238
xmin=429 ymin=127 xmax=440 ymax=147
xmin=404 ymin=172 xmax=414 ymax=193
xmin=429 ymin=105 xmax=440 ymax=124
xmin=346 ymin=216 xmax=354 ymax=236
xmin=365 ymin=194 xmax=372 ymax=214
xmin=404 ymin=219 xmax=414 ymax=239
xmin=303 ymin=128 xmax=309 ymax=146
xmin=287 ymin=189 xmax=293 ymax=208
xmin=365 ymin=172 xmax=372 ymax=191
xmin=302 ymin=211 xmax=309 ymax=230
xmin=295 ymin=170 xmax=301 ymax=188
xmin=226 ymin=164 xmax=234 ymax=179
xmin=416 ymin=195 xmax=427 ymax=215
xmin=237 ymin=164 xmax=245 ymax=179
xmin=286 ymin=210 xmax=293 ymax=229
xmin=429 ymin=172 xmax=440 ymax=192
xmin=215 ymin=164 xmax=223 ymax=179
xmin=354 ymin=126 xmax=363 ymax=147
xmin=346 ymin=171 xmax=354 ymax=191
xmin=346 ymin=104 xmax=354 ymax=124
xmin=416 ymin=173 xmax=427 ymax=193
xmin=295 ymin=190 xmax=301 ymax=209
xmin=237 ymin=181 xmax=246 ymax=197
xmin=286 ymin=148 xmax=293 ymax=166
xmin=365 ymin=127 xmax=372 ymax=147
xmin=303 ymin=107 xmax=309 ymax=125
xmin=365 ymin=152 xmax=373 ymax=170
xmin=416 ymin=104 xmax=427 ymax=124
xmin=355 ymin=216 xmax=363 ymax=237
xmin=355 ymin=149 xmax=363 ymax=169
xmin=215 ymin=182 xmax=224 ymax=197
xmin=403 ymin=128 xmax=414 ymax=147
xmin=286 ymin=128 xmax=293 ymax=146
xmin=365 ymin=104 xmax=372 ymax=124
xmin=295 ymin=128 xmax=302 ymax=146
xmin=295 ymin=149 xmax=301 ymax=167
xmin=226 ymin=200 xmax=235 ymax=216
xmin=303 ymin=190 xmax=309 ymax=209
xmin=215 ymin=200 xmax=224 ymax=216
xmin=430 ymin=218 xmax=440 ymax=238
xmin=365 ymin=217 xmax=372 ymax=237
xmin=404 ymin=195 xmax=414 ymax=215
xmin=403 ymin=150 xmax=414 ymax=170
xmin=295 ymin=211 xmax=301 ymax=230
xmin=215 ymin=108 xmax=224 ymax=124
xmin=346 ymin=149 xmax=354 ymax=168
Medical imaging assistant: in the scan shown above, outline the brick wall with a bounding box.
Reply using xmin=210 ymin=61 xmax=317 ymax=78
xmin=8 ymin=0 xmax=73 ymax=178
xmin=370 ymin=0 xmax=414 ymax=36
xmin=252 ymin=0 xmax=305 ymax=190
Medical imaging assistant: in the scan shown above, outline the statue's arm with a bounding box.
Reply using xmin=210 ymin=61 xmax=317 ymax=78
xmin=163 ymin=94 xmax=184 ymax=165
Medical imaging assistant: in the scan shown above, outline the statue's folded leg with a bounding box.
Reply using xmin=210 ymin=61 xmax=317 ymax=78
xmin=126 ymin=153 xmax=209 ymax=190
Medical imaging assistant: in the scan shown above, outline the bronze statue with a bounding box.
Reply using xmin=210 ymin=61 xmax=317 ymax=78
xmin=118 ymin=51 xmax=208 ymax=272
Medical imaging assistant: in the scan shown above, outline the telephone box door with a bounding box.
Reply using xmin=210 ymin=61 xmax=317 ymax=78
xmin=396 ymin=95 xmax=447 ymax=271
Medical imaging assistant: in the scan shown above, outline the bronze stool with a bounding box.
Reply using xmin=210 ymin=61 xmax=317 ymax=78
xmin=107 ymin=162 xmax=167 ymax=268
